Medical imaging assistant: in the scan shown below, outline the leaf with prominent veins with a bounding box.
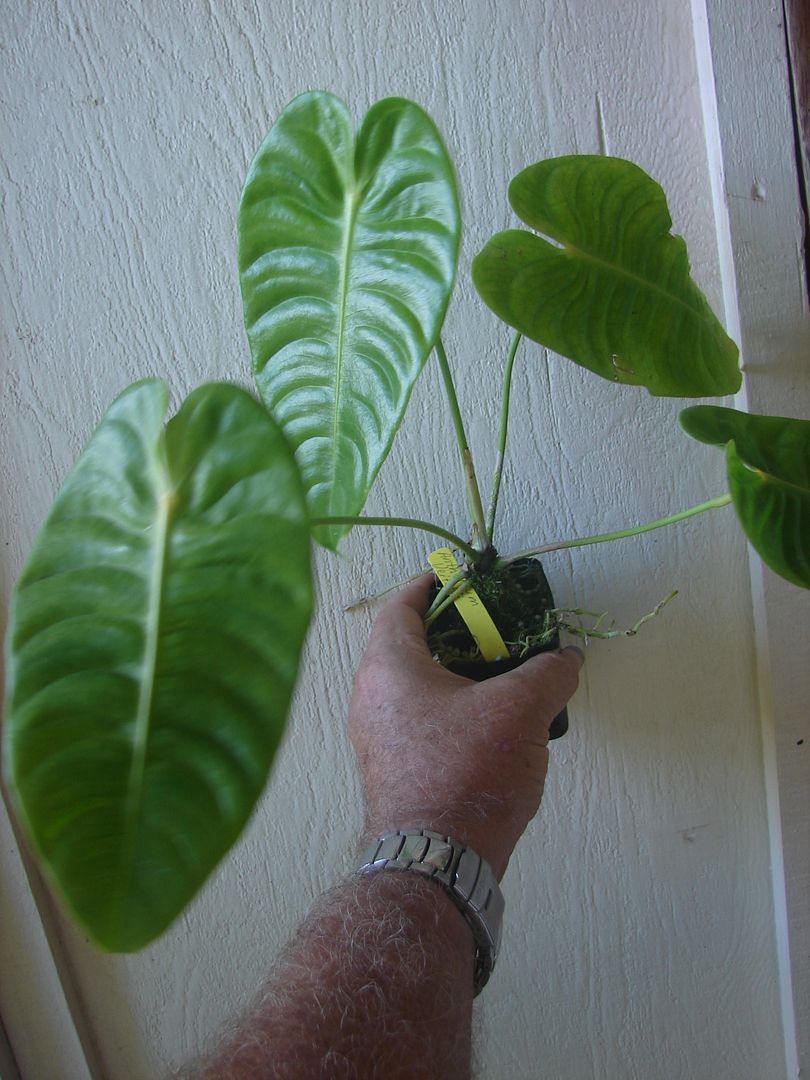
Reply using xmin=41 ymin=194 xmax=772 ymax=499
xmin=472 ymin=155 xmax=741 ymax=397
xmin=238 ymin=92 xmax=461 ymax=549
xmin=3 ymin=380 xmax=313 ymax=950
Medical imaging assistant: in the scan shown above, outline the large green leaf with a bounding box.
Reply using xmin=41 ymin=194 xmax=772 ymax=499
xmin=680 ymin=405 xmax=810 ymax=588
xmin=3 ymin=380 xmax=313 ymax=950
xmin=472 ymin=156 xmax=741 ymax=397
xmin=238 ymin=92 xmax=460 ymax=549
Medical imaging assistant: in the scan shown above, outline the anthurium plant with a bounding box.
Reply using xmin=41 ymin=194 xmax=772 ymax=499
xmin=3 ymin=92 xmax=808 ymax=953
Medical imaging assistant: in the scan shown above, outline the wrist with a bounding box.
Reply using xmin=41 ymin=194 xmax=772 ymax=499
xmin=353 ymin=865 xmax=473 ymax=941
xmin=348 ymin=864 xmax=476 ymax=1003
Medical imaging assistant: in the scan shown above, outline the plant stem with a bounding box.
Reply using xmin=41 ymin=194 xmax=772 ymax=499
xmin=424 ymin=578 xmax=473 ymax=628
xmin=311 ymin=515 xmax=478 ymax=562
xmin=501 ymin=493 xmax=733 ymax=564
xmin=434 ymin=337 xmax=489 ymax=549
xmin=486 ymin=331 xmax=522 ymax=543
xmin=463 ymin=450 xmax=488 ymax=550
xmin=424 ymin=567 xmax=467 ymax=622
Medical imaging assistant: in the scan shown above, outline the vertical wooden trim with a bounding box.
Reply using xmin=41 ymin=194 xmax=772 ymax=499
xmin=702 ymin=1 xmax=810 ymax=1077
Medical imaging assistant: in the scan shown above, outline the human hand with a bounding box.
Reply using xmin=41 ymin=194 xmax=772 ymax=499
xmin=348 ymin=575 xmax=583 ymax=879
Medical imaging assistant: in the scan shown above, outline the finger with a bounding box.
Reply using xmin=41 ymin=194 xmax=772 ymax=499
xmin=491 ymin=647 xmax=583 ymax=719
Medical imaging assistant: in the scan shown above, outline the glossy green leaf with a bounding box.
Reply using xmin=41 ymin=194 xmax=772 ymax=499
xmin=3 ymin=380 xmax=313 ymax=950
xmin=680 ymin=405 xmax=810 ymax=588
xmin=238 ymin=92 xmax=460 ymax=549
xmin=680 ymin=405 xmax=810 ymax=482
xmin=472 ymin=156 xmax=741 ymax=397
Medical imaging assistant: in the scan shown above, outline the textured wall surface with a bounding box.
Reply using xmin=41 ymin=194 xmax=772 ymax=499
xmin=0 ymin=1 xmax=788 ymax=1077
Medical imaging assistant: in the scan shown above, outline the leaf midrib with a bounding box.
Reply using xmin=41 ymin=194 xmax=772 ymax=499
xmin=561 ymin=238 xmax=708 ymax=328
xmin=330 ymin=184 xmax=361 ymax=513
xmin=745 ymin=466 xmax=810 ymax=497
xmin=119 ymin=469 xmax=173 ymax=897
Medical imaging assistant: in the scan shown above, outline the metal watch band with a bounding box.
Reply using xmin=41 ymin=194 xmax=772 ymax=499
xmin=356 ymin=828 xmax=505 ymax=995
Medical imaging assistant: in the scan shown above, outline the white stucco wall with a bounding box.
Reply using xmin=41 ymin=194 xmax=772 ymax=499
xmin=1 ymin=1 xmax=792 ymax=1077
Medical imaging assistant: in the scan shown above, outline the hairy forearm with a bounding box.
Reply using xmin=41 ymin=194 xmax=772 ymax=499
xmin=184 ymin=579 xmax=581 ymax=1079
xmin=189 ymin=872 xmax=475 ymax=1080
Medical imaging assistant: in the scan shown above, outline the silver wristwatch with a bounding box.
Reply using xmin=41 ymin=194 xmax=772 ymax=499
xmin=357 ymin=828 xmax=505 ymax=995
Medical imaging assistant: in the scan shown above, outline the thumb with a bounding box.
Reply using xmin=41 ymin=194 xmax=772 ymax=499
xmin=494 ymin=646 xmax=584 ymax=721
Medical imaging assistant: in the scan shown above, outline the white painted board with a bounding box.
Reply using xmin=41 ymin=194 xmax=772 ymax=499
xmin=705 ymin=0 xmax=810 ymax=1073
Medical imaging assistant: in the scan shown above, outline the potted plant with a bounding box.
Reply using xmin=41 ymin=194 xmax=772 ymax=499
xmin=3 ymin=91 xmax=808 ymax=954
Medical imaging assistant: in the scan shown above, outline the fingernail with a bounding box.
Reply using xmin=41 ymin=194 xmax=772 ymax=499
xmin=561 ymin=645 xmax=585 ymax=666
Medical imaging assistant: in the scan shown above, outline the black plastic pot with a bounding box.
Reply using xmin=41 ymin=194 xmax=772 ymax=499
xmin=427 ymin=557 xmax=569 ymax=740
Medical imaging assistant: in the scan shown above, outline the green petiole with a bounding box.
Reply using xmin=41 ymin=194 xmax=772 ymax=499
xmin=424 ymin=566 xmax=467 ymax=622
xmin=424 ymin=577 xmax=474 ymax=628
xmin=434 ymin=338 xmax=489 ymax=549
xmin=500 ymin=494 xmax=733 ymax=564
xmin=311 ymin=515 xmax=479 ymax=563
xmin=486 ymin=331 xmax=522 ymax=543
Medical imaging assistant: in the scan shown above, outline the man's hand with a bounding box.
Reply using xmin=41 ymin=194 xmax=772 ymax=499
xmin=349 ymin=575 xmax=583 ymax=879
xmin=188 ymin=574 xmax=582 ymax=1079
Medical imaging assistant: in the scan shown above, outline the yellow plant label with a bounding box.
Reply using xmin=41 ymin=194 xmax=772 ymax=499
xmin=427 ymin=548 xmax=509 ymax=662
